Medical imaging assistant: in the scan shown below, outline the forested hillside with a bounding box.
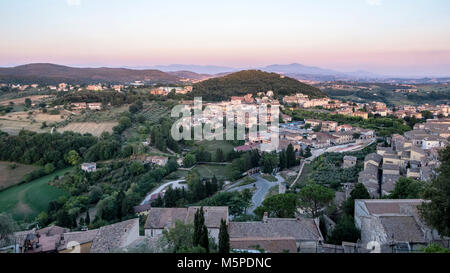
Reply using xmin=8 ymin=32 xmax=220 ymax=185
xmin=191 ymin=70 xmax=327 ymax=101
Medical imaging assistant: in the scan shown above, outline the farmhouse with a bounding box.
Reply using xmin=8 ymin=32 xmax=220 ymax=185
xmin=81 ymin=163 xmax=97 ymax=173
xmin=87 ymin=102 xmax=102 ymax=110
xmin=146 ymin=156 xmax=169 ymax=166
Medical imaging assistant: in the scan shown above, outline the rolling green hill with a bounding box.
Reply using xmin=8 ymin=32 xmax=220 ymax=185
xmin=191 ymin=70 xmax=327 ymax=101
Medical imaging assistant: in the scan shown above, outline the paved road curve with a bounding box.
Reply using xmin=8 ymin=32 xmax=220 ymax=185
xmin=226 ymin=173 xmax=285 ymax=214
xmin=140 ymin=179 xmax=186 ymax=205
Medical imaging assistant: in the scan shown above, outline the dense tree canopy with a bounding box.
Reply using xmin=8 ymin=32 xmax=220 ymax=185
xmin=191 ymin=70 xmax=326 ymax=101
xmin=298 ymin=183 xmax=335 ymax=218
xmin=419 ymin=146 xmax=450 ymax=237
xmin=0 ymin=130 xmax=97 ymax=167
xmin=254 ymin=193 xmax=299 ymax=218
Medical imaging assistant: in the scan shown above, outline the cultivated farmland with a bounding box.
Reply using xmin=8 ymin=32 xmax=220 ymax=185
xmin=0 ymin=168 xmax=71 ymax=221
xmin=57 ymin=122 xmax=118 ymax=136
xmin=0 ymin=162 xmax=39 ymax=191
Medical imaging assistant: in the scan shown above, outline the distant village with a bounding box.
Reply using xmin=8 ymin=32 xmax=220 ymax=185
xmin=1 ymin=82 xmax=449 ymax=254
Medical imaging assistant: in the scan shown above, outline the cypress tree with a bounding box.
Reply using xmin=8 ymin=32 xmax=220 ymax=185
xmin=200 ymin=225 xmax=209 ymax=253
xmin=85 ymin=210 xmax=90 ymax=225
xmin=286 ymin=144 xmax=296 ymax=167
xmin=218 ymin=219 xmax=230 ymax=253
xmin=211 ymin=175 xmax=218 ymax=192
xmin=193 ymin=207 xmax=205 ymax=246
xmin=116 ymin=190 xmax=126 ymax=221
xmin=279 ymin=150 xmax=287 ymax=170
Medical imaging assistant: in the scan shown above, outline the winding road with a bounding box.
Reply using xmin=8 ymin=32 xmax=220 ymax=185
xmin=140 ymin=179 xmax=187 ymax=205
xmin=226 ymin=173 xmax=285 ymax=214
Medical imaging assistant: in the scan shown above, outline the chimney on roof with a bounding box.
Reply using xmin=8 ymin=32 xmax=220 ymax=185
xmin=263 ymin=212 xmax=268 ymax=223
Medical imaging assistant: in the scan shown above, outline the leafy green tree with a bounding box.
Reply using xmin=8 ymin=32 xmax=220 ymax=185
xmin=89 ymin=186 xmax=103 ymax=204
xmin=255 ymin=193 xmax=298 ymax=218
xmin=259 ymin=152 xmax=279 ymax=174
xmin=218 ymin=219 xmax=230 ymax=253
xmin=119 ymin=116 xmax=132 ymax=128
xmin=44 ymin=163 xmax=56 ymax=174
xmin=65 ymin=150 xmax=81 ymax=166
xmin=130 ymin=161 xmax=145 ymax=175
xmin=279 ymin=150 xmax=287 ymax=170
xmin=419 ymin=146 xmax=450 ymax=237
xmin=227 ymin=159 xmax=243 ymax=181
xmin=56 ymin=210 xmax=73 ymax=228
xmin=327 ymin=216 xmax=361 ymax=245
xmin=187 ymin=171 xmax=204 ymax=201
xmin=0 ymin=213 xmax=18 ymax=242
xmin=286 ymin=144 xmax=297 ymax=168
xmin=215 ymin=148 xmax=225 ymax=162
xmin=36 ymin=211 xmax=49 ymax=227
xmin=422 ymin=243 xmax=450 ymax=253
xmin=298 ymin=183 xmax=335 ymax=218
xmin=342 ymin=183 xmax=370 ymax=216
xmin=250 ymin=150 xmax=261 ymax=168
xmin=152 ymin=194 xmax=164 ymax=207
xmin=197 ymin=191 xmax=252 ymax=216
xmin=166 ymin=158 xmax=179 ymax=173
xmin=163 ymin=221 xmax=196 ymax=253
xmin=183 ymin=154 xmax=196 ymax=168
xmin=421 ymin=110 xmax=434 ymax=120
xmin=304 ymin=146 xmax=312 ymax=158
xmin=389 ymin=177 xmax=426 ymax=199
xmin=24 ymin=98 xmax=32 ymax=108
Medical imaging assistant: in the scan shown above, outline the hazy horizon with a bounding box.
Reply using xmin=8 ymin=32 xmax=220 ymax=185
xmin=1 ymin=0 xmax=450 ymax=77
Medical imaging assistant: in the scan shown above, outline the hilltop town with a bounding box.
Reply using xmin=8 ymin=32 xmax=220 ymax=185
xmin=1 ymin=70 xmax=449 ymax=254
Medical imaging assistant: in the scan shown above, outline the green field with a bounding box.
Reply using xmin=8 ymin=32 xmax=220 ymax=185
xmin=194 ymin=164 xmax=230 ymax=181
xmin=0 ymin=168 xmax=72 ymax=222
xmin=195 ymin=140 xmax=235 ymax=158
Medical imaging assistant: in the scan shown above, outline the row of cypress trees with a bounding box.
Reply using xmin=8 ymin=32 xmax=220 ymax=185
xmin=193 ymin=207 xmax=230 ymax=253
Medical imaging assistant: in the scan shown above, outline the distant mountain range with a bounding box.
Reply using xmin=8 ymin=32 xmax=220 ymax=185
xmin=135 ymin=63 xmax=386 ymax=81
xmin=0 ymin=63 xmax=186 ymax=85
xmin=130 ymin=64 xmax=238 ymax=75
xmin=1 ymin=63 xmax=448 ymax=86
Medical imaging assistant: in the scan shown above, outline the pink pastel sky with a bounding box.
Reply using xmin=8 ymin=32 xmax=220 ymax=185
xmin=1 ymin=0 xmax=450 ymax=77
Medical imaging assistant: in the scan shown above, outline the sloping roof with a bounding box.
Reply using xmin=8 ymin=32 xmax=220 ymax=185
xmin=90 ymin=219 xmax=139 ymax=253
xmin=360 ymin=199 xmax=424 ymax=215
xmin=229 ymin=218 xmax=323 ymax=242
xmin=186 ymin=207 xmax=228 ymax=228
xmin=365 ymin=153 xmax=382 ymax=164
xmin=230 ymin=237 xmax=297 ymax=253
xmin=144 ymin=208 xmax=187 ymax=229
xmin=382 ymin=164 xmax=400 ymax=171
xmin=379 ymin=216 xmax=426 ymax=243
xmin=144 ymin=207 xmax=228 ymax=229
xmin=133 ymin=204 xmax=151 ymax=214
xmin=57 ymin=229 xmax=99 ymax=251
xmin=344 ymin=156 xmax=357 ymax=161
xmin=37 ymin=226 xmax=68 ymax=237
